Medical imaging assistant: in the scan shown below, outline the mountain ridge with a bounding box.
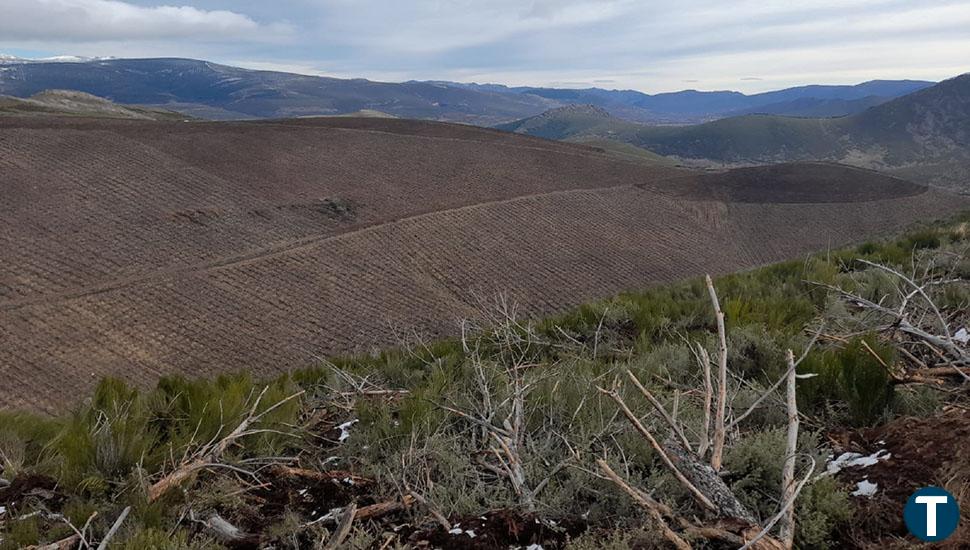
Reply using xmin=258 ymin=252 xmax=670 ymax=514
xmin=0 ymin=55 xmax=935 ymax=124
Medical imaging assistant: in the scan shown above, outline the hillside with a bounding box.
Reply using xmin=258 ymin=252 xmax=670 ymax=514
xmin=1 ymin=218 xmax=968 ymax=548
xmin=0 ymin=115 xmax=966 ymax=412
xmin=735 ymin=95 xmax=889 ymax=117
xmin=0 ymin=89 xmax=183 ymax=120
xmin=503 ymin=74 xmax=970 ymax=192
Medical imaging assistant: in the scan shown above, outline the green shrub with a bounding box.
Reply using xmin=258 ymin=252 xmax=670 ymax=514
xmin=799 ymin=337 xmax=895 ymax=426
xmin=0 ymin=516 xmax=41 ymax=549
xmin=795 ymin=476 xmax=852 ymax=549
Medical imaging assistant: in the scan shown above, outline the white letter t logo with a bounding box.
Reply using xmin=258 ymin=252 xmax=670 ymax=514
xmin=916 ymin=495 xmax=949 ymax=536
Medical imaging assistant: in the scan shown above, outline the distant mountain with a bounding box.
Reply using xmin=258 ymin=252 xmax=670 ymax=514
xmin=0 ymin=89 xmax=184 ymax=120
xmin=0 ymin=58 xmax=556 ymax=124
xmin=0 ymin=55 xmax=938 ymax=124
xmin=462 ymin=79 xmax=934 ymax=122
xmin=498 ymin=74 xmax=970 ymax=192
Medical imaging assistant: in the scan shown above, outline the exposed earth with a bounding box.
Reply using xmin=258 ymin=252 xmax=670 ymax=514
xmin=1 ymin=115 xmax=967 ymax=413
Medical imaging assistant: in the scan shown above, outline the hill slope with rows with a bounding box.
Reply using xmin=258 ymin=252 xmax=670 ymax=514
xmin=0 ymin=115 xmax=966 ymax=412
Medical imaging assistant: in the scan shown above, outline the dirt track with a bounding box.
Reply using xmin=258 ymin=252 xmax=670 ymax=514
xmin=0 ymin=116 xmax=966 ymax=412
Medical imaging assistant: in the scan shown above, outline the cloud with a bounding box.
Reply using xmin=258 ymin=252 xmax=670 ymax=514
xmin=0 ymin=0 xmax=290 ymax=42
xmin=314 ymin=0 xmax=634 ymax=54
xmin=0 ymin=0 xmax=968 ymax=93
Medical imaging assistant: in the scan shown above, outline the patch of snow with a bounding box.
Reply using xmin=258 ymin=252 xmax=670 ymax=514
xmin=342 ymin=477 xmax=355 ymax=485
xmin=826 ymin=449 xmax=891 ymax=475
xmin=0 ymin=505 xmax=5 ymax=515
xmin=955 ymin=328 xmax=969 ymax=345
xmin=0 ymin=53 xmax=111 ymax=64
xmin=527 ymin=545 xmax=545 ymax=550
xmin=337 ymin=419 xmax=358 ymax=442
xmin=851 ymin=479 xmax=879 ymax=497
xmin=447 ymin=524 xmax=477 ymax=538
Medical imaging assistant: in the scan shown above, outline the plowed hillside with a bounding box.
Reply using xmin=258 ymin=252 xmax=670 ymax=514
xmin=0 ymin=116 xmax=965 ymax=412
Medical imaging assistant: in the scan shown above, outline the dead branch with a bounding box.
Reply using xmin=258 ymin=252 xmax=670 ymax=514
xmin=25 ymin=535 xmax=80 ymax=550
xmin=408 ymin=490 xmax=452 ymax=531
xmin=596 ymin=459 xmax=691 ymax=550
xmin=740 ymin=457 xmax=816 ymax=550
xmin=203 ymin=513 xmax=258 ymax=545
xmin=147 ymin=387 xmax=305 ymax=502
xmin=354 ymin=495 xmax=415 ymax=521
xmin=597 ymin=385 xmax=717 ymax=513
xmin=322 ymin=503 xmax=356 ymax=550
xmin=778 ymin=350 xmax=799 ymax=549
xmin=727 ymin=327 xmax=820 ymax=431
xmin=696 ymin=343 xmax=713 ymax=459
xmin=95 ymin=506 xmax=130 ymax=550
xmin=626 ymin=370 xmax=692 ymax=452
xmin=706 ymin=274 xmax=728 ymax=472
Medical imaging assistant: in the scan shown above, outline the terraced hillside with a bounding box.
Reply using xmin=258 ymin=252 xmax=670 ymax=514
xmin=0 ymin=116 xmax=965 ymax=412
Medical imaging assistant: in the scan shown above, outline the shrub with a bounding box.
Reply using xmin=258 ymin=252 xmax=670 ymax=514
xmin=795 ymin=476 xmax=852 ymax=549
xmin=798 ymin=337 xmax=895 ymax=426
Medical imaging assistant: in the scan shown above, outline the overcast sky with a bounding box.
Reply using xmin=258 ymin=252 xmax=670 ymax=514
xmin=1 ymin=0 xmax=969 ymax=93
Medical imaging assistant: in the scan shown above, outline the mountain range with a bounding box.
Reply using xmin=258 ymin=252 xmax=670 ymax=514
xmin=500 ymin=74 xmax=970 ymax=193
xmin=455 ymin=79 xmax=933 ymax=122
xmin=0 ymin=56 xmax=933 ymax=124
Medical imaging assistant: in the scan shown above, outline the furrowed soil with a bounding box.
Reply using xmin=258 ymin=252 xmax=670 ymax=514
xmin=1 ymin=116 xmax=967 ymax=412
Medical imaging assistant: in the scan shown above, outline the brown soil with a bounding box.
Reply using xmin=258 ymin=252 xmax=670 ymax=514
xmin=829 ymin=407 xmax=970 ymax=548
xmin=660 ymin=162 xmax=927 ymax=203
xmin=0 ymin=116 xmax=967 ymax=413
xmin=407 ymin=509 xmax=587 ymax=549
xmin=0 ymin=473 xmax=65 ymax=513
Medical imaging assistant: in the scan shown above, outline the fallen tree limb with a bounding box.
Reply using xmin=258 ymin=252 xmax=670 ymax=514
xmin=323 ymin=503 xmax=356 ymax=550
xmin=355 ymin=495 xmax=416 ymax=521
xmin=96 ymin=506 xmax=130 ymax=550
xmin=596 ymin=459 xmax=690 ymax=550
xmin=626 ymin=370 xmax=692 ymax=452
xmin=148 ymin=387 xmax=304 ymax=502
xmin=597 ymin=385 xmax=717 ymax=513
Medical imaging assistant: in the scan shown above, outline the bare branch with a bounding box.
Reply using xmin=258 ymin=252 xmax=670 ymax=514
xmin=706 ymin=274 xmax=728 ymax=472
xmin=626 ymin=370 xmax=692 ymax=452
xmin=778 ymin=350 xmax=799 ymax=549
xmin=597 ymin=386 xmax=717 ymax=512
xmin=595 ymin=459 xmax=691 ymax=550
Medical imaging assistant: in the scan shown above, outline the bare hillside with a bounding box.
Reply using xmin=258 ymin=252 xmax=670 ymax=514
xmin=0 ymin=116 xmax=965 ymax=412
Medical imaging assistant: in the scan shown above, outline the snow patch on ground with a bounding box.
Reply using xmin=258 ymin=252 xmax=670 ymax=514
xmin=955 ymin=327 xmax=969 ymax=345
xmin=337 ymin=419 xmax=358 ymax=442
xmin=826 ymin=449 xmax=891 ymax=475
xmin=851 ymin=479 xmax=879 ymax=497
xmin=448 ymin=524 xmax=476 ymax=538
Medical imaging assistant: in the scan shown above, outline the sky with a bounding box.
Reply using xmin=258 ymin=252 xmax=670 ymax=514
xmin=1 ymin=0 xmax=969 ymax=93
